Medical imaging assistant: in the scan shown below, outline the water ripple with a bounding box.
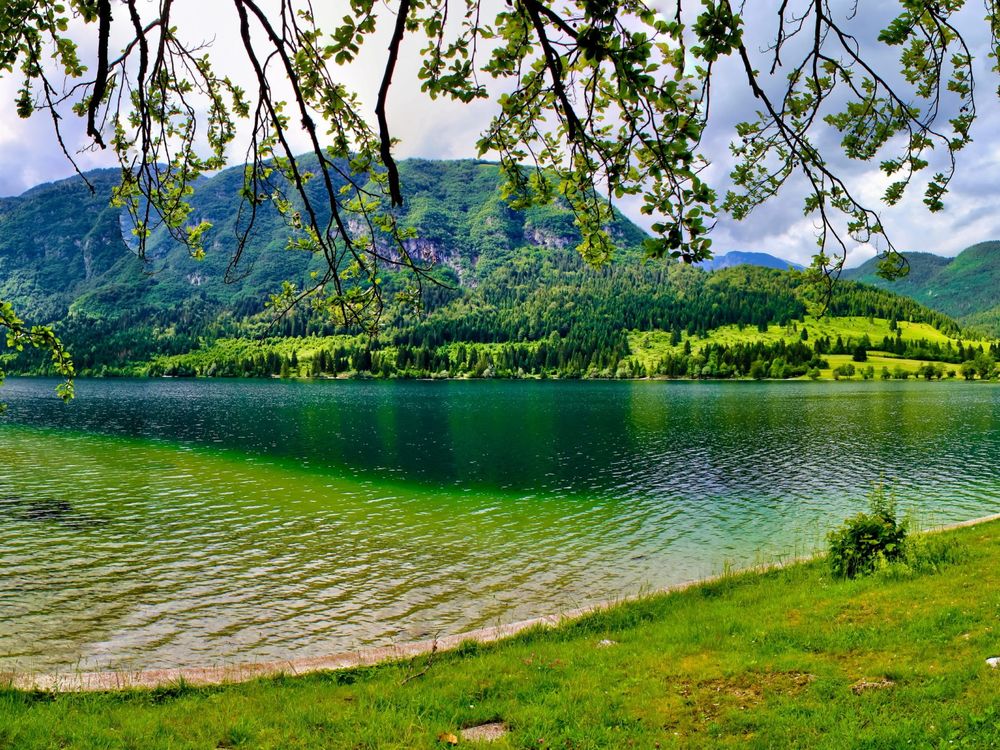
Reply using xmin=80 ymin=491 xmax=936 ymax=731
xmin=1 ymin=379 xmax=999 ymax=671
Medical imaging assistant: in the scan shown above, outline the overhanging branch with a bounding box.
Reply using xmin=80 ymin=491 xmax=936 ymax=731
xmin=376 ymin=0 xmax=411 ymax=208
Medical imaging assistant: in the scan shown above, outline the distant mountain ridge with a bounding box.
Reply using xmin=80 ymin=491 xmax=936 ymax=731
xmin=0 ymin=162 xmax=804 ymax=328
xmin=844 ymin=242 xmax=1000 ymax=333
xmin=696 ymin=251 xmax=805 ymax=272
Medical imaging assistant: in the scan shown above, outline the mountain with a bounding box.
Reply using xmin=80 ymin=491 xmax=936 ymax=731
xmin=0 ymin=169 xmax=141 ymax=322
xmin=0 ymin=158 xmax=649 ymax=326
xmin=0 ymin=159 xmax=971 ymax=377
xmin=696 ymin=251 xmax=804 ymax=272
xmin=844 ymin=242 xmax=1000 ymax=332
xmin=0 ymin=158 xmax=654 ymax=367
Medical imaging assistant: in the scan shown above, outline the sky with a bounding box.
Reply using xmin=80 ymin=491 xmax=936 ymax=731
xmin=2 ymin=1 xmax=1000 ymax=269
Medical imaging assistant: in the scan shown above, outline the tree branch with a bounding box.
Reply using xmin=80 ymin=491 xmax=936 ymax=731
xmin=376 ymin=0 xmax=411 ymax=208
xmin=86 ymin=0 xmax=112 ymax=148
xmin=520 ymin=0 xmax=581 ymax=142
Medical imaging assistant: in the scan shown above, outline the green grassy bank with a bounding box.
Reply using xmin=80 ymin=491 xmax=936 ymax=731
xmin=3 ymin=521 xmax=1000 ymax=749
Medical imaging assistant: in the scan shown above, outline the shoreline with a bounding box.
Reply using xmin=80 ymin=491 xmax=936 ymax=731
xmin=6 ymin=372 xmax=997 ymax=385
xmin=8 ymin=510 xmax=1000 ymax=694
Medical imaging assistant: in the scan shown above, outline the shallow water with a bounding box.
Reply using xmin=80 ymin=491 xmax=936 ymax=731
xmin=1 ymin=378 xmax=998 ymax=672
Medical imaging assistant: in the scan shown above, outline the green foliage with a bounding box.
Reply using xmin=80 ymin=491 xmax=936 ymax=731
xmin=828 ymin=483 xmax=907 ymax=579
xmin=974 ymin=351 xmax=996 ymax=380
xmin=1 ymin=163 xmax=991 ymax=382
xmin=845 ymin=243 xmax=1000 ymax=335
xmin=827 ymin=482 xmax=965 ymax=582
xmin=4 ymin=0 xmax=995 ymax=341
xmin=2 ymin=0 xmax=727 ymax=329
xmin=129 ymin=261 xmax=986 ymax=382
xmin=0 ymin=299 xmax=73 ymax=409
xmin=832 ymin=363 xmax=855 ymax=380
xmin=917 ymin=361 xmax=947 ymax=380
xmin=875 ymin=533 xmax=967 ymax=581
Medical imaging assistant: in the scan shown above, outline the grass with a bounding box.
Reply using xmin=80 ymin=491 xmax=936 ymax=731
xmin=628 ymin=316 xmax=990 ymax=380
xmin=2 ymin=521 xmax=1000 ymax=748
xmin=821 ymin=353 xmax=955 ymax=379
xmin=630 ymin=315 xmax=978 ymax=358
xmin=147 ymin=334 xmax=363 ymax=373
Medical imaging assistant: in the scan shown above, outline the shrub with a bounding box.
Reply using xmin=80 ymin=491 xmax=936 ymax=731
xmin=832 ymin=363 xmax=856 ymax=380
xmin=875 ymin=533 xmax=967 ymax=580
xmin=828 ymin=483 xmax=906 ymax=579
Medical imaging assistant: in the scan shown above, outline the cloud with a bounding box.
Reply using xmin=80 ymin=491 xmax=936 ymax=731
xmin=0 ymin=2 xmax=492 ymax=192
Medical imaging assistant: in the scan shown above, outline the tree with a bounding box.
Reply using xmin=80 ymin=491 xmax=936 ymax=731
xmin=832 ymin=362 xmax=855 ymax=380
xmin=974 ymin=352 xmax=996 ymax=381
xmin=1 ymin=1 xmax=995 ymax=394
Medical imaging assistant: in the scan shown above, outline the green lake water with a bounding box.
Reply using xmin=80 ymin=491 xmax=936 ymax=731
xmin=1 ymin=378 xmax=999 ymax=672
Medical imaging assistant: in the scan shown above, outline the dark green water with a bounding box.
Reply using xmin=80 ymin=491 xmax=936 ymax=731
xmin=1 ymin=378 xmax=999 ymax=672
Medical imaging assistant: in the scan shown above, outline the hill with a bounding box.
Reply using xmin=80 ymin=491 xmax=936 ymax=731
xmin=139 ymin=263 xmax=987 ymax=382
xmin=845 ymin=242 xmax=1000 ymax=332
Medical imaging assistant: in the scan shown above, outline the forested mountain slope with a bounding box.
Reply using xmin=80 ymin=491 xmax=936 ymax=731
xmin=0 ymin=160 xmax=981 ymax=379
xmin=0 ymin=158 xmax=649 ymax=367
xmin=845 ymin=243 xmax=1000 ymax=332
xmin=0 ymin=159 xmax=647 ymax=324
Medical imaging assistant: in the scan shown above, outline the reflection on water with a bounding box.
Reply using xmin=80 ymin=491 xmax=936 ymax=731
xmin=1 ymin=378 xmax=999 ymax=672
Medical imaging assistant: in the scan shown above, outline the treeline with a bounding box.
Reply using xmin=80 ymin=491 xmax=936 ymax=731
xmin=391 ymin=254 xmax=962 ymax=352
xmin=648 ymin=339 xmax=824 ymax=379
xmin=2 ymin=249 xmax=977 ymax=378
xmin=394 ymin=257 xmax=810 ymax=349
xmin=145 ymin=323 xmax=1000 ymax=382
xmin=813 ymin=328 xmax=999 ymax=363
xmin=149 ymin=332 xmax=633 ymax=380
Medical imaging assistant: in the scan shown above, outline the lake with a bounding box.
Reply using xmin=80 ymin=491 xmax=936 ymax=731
xmin=2 ymin=377 xmax=999 ymax=673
